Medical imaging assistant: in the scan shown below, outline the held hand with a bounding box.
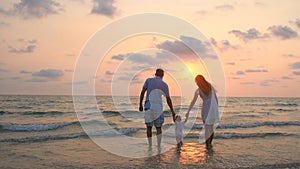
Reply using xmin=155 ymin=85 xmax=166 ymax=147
xmin=172 ymin=112 xmax=176 ymax=122
xmin=139 ymin=105 xmax=143 ymax=112
xmin=172 ymin=111 xmax=176 ymax=118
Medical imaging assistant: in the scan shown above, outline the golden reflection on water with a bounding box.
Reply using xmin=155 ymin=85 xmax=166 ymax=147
xmin=163 ymin=143 xmax=214 ymax=166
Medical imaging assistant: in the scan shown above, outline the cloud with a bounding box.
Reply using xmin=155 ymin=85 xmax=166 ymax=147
xmin=26 ymin=78 xmax=48 ymax=82
xmin=254 ymin=2 xmax=266 ymax=7
xmin=227 ymin=62 xmax=235 ymax=65
xmin=8 ymin=44 xmax=36 ymax=54
xmin=290 ymin=18 xmax=300 ymax=29
xmin=32 ymin=69 xmax=64 ymax=79
xmin=110 ymin=36 xmax=218 ymax=69
xmin=293 ymin=71 xmax=300 ymax=75
xmin=99 ymin=79 xmax=111 ymax=83
xmin=245 ymin=69 xmax=268 ymax=73
xmin=215 ymin=4 xmax=234 ymax=11
xmin=0 ymin=7 xmax=11 ymax=16
xmin=295 ymin=19 xmax=300 ymax=29
xmin=20 ymin=70 xmax=32 ymax=74
xmin=91 ymin=0 xmax=117 ymax=18
xmin=110 ymin=51 xmax=172 ymax=66
xmin=281 ymin=76 xmax=292 ymax=80
xmin=236 ymin=69 xmax=268 ymax=75
xmin=131 ymin=74 xmax=144 ymax=84
xmin=156 ymin=36 xmax=217 ymax=59
xmin=210 ymin=38 xmax=237 ymax=51
xmin=68 ymin=80 xmax=88 ymax=85
xmin=0 ymin=68 xmax=9 ymax=73
xmin=196 ymin=10 xmax=208 ymax=16
xmin=127 ymin=53 xmax=160 ymax=65
xmin=115 ymin=72 xmax=142 ymax=84
xmin=231 ymin=77 xmax=240 ymax=80
xmin=290 ymin=61 xmax=300 ymax=69
xmin=131 ymin=66 xmax=149 ymax=71
xmin=111 ymin=54 xmax=126 ymax=61
xmin=64 ymin=69 xmax=73 ymax=73
xmin=0 ymin=0 xmax=64 ymax=19
xmin=260 ymin=79 xmax=279 ymax=86
xmin=157 ymin=40 xmax=190 ymax=54
xmin=236 ymin=71 xmax=245 ymax=75
xmin=268 ymin=25 xmax=298 ymax=40
xmin=105 ymin=70 xmax=114 ymax=75
xmin=240 ymin=82 xmax=255 ymax=85
xmin=10 ymin=77 xmax=22 ymax=80
xmin=0 ymin=22 xmax=10 ymax=27
xmin=8 ymin=39 xmax=37 ymax=54
xmin=282 ymin=54 xmax=300 ymax=58
xmin=229 ymin=28 xmax=269 ymax=42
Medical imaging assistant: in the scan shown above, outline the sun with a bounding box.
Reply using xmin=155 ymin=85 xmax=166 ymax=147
xmin=185 ymin=63 xmax=197 ymax=76
xmin=185 ymin=62 xmax=208 ymax=78
xmin=187 ymin=65 xmax=193 ymax=74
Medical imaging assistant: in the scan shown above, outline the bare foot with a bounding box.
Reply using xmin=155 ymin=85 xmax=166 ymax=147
xmin=206 ymin=144 xmax=213 ymax=149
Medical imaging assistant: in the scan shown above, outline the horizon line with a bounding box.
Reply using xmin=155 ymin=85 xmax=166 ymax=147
xmin=0 ymin=94 xmax=299 ymax=98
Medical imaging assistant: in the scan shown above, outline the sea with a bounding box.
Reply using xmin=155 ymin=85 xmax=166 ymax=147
xmin=0 ymin=95 xmax=299 ymax=169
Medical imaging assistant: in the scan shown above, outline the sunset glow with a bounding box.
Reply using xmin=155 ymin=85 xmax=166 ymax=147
xmin=0 ymin=0 xmax=299 ymax=97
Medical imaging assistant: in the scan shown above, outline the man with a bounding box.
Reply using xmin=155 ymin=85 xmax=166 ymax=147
xmin=139 ymin=68 xmax=176 ymax=148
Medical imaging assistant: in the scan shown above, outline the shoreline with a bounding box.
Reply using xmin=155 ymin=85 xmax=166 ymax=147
xmin=1 ymin=136 xmax=299 ymax=169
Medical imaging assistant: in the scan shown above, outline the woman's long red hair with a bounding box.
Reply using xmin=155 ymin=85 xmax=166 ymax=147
xmin=195 ymin=75 xmax=212 ymax=96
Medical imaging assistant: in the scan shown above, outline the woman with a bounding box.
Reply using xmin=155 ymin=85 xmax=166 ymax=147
xmin=186 ymin=75 xmax=219 ymax=148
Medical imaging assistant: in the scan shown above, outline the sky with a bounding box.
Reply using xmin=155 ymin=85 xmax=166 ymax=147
xmin=0 ymin=0 xmax=299 ymax=97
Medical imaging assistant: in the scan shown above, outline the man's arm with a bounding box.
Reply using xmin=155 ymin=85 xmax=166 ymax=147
xmin=139 ymin=88 xmax=147 ymax=112
xmin=166 ymin=97 xmax=176 ymax=121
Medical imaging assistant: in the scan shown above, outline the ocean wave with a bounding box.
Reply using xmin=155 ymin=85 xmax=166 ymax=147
xmin=190 ymin=121 xmax=300 ymax=129
xmin=89 ymin=128 xmax=140 ymax=136
xmin=243 ymin=102 xmax=299 ymax=107
xmin=101 ymin=111 xmax=120 ymax=116
xmin=269 ymin=108 xmax=297 ymax=112
xmin=247 ymin=162 xmax=300 ymax=169
xmin=0 ymin=120 xmax=117 ymax=132
xmin=0 ymin=122 xmax=78 ymax=131
xmin=179 ymin=132 xmax=298 ymax=139
xmin=101 ymin=110 xmax=173 ymax=117
xmin=0 ymin=132 xmax=87 ymax=143
xmin=21 ymin=111 xmax=65 ymax=116
xmin=0 ymin=128 xmax=139 ymax=143
xmin=274 ymin=103 xmax=298 ymax=107
xmin=215 ymin=132 xmax=297 ymax=139
xmin=0 ymin=129 xmax=297 ymax=143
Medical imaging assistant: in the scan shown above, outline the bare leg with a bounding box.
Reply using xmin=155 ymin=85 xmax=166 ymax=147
xmin=156 ymin=127 xmax=162 ymax=147
xmin=205 ymin=124 xmax=213 ymax=148
xmin=147 ymin=126 xmax=152 ymax=147
xmin=176 ymin=137 xmax=180 ymax=144
xmin=209 ymin=132 xmax=214 ymax=144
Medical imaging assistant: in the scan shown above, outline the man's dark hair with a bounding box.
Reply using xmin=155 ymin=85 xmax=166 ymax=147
xmin=155 ymin=68 xmax=164 ymax=77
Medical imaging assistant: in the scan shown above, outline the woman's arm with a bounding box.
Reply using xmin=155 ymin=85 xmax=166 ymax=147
xmin=215 ymin=92 xmax=218 ymax=105
xmin=186 ymin=89 xmax=199 ymax=118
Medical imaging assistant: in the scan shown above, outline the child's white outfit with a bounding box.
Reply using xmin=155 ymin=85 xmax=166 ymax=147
xmin=175 ymin=121 xmax=184 ymax=143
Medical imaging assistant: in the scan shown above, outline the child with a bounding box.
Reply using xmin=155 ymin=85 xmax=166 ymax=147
xmin=174 ymin=114 xmax=188 ymax=146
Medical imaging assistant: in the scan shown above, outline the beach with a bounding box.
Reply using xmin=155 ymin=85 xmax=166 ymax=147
xmin=0 ymin=95 xmax=299 ymax=168
xmin=1 ymin=136 xmax=299 ymax=168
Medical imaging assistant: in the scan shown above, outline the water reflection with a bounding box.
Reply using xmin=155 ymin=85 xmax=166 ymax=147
xmin=174 ymin=143 xmax=214 ymax=166
xmin=140 ymin=143 xmax=214 ymax=168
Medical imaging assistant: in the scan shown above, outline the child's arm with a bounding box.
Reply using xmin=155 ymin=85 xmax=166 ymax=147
xmin=183 ymin=117 xmax=188 ymax=123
